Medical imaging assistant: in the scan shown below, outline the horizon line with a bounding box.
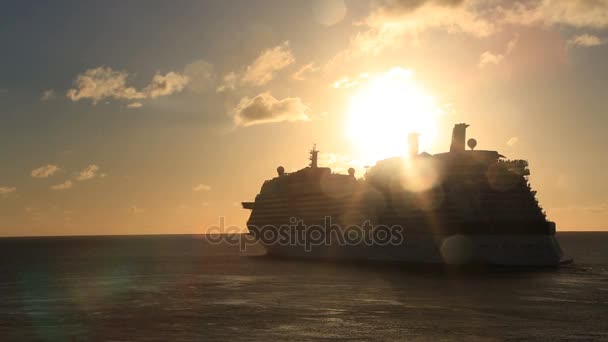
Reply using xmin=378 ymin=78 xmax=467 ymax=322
xmin=1 ymin=230 xmax=607 ymax=239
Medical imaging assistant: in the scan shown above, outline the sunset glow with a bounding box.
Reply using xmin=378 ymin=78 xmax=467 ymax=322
xmin=2 ymin=1 xmax=608 ymax=235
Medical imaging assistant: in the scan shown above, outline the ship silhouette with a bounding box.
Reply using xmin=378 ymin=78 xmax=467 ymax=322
xmin=242 ymin=124 xmax=567 ymax=266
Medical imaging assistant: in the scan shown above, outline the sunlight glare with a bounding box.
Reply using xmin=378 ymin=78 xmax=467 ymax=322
xmin=346 ymin=68 xmax=442 ymax=164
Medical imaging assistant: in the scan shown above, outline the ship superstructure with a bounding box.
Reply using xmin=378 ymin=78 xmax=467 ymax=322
xmin=242 ymin=124 xmax=565 ymax=266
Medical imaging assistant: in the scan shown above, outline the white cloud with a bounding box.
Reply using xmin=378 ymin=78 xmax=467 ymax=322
xmin=323 ymin=1 xmax=495 ymax=72
xmin=292 ymin=62 xmax=319 ymax=81
xmin=349 ymin=1 xmax=494 ymax=56
xmin=41 ymin=89 xmax=56 ymax=101
xmin=501 ymin=1 xmax=608 ymax=30
xmin=0 ymin=186 xmax=16 ymax=195
xmin=67 ymin=67 xmax=189 ymax=104
xmin=31 ymin=164 xmax=60 ymax=178
xmin=478 ymin=51 xmax=504 ymax=68
xmin=331 ymin=72 xmax=370 ymax=88
xmin=193 ymin=184 xmax=212 ymax=191
xmin=127 ymin=102 xmax=143 ymax=108
xmin=507 ymin=136 xmax=519 ymax=146
xmin=325 ymin=0 xmax=608 ymax=72
xmin=333 ymin=76 xmax=359 ymax=89
xmin=51 ymin=180 xmax=73 ymax=191
xmin=242 ymin=41 xmax=295 ymax=86
xmin=478 ymin=35 xmax=519 ymax=68
xmin=67 ymin=67 xmax=144 ymax=103
xmin=143 ymin=72 xmax=189 ymax=98
xmin=77 ymin=164 xmax=100 ymax=181
xmin=232 ymin=92 xmax=311 ymax=126
xmin=217 ymin=42 xmax=295 ymax=90
xmin=363 ymin=0 xmax=608 ymax=43
xmin=506 ymin=34 xmax=520 ymax=53
xmin=567 ymin=33 xmax=604 ymax=47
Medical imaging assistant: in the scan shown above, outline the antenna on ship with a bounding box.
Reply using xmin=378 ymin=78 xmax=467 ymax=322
xmin=309 ymin=144 xmax=319 ymax=168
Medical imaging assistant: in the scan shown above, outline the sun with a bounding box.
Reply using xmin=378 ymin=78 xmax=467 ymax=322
xmin=346 ymin=68 xmax=442 ymax=164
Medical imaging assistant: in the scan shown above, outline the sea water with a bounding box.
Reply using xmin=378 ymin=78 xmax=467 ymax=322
xmin=0 ymin=232 xmax=606 ymax=341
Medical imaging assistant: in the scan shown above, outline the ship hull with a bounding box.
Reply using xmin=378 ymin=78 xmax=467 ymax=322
xmin=252 ymin=232 xmax=564 ymax=266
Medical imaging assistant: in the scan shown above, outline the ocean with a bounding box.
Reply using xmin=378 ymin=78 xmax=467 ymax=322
xmin=0 ymin=232 xmax=606 ymax=341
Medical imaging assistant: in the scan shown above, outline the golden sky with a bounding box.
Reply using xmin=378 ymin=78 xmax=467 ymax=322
xmin=1 ymin=0 xmax=608 ymax=235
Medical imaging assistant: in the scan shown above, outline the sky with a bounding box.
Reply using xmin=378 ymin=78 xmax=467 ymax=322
xmin=1 ymin=0 xmax=608 ymax=236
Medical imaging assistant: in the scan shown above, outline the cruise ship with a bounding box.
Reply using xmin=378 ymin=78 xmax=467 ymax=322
xmin=242 ymin=124 xmax=567 ymax=266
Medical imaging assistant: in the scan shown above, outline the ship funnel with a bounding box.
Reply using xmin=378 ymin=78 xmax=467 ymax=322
xmin=309 ymin=145 xmax=319 ymax=168
xmin=450 ymin=123 xmax=469 ymax=153
xmin=408 ymin=133 xmax=419 ymax=158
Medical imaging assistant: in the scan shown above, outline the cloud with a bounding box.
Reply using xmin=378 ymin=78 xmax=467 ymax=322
xmin=242 ymin=41 xmax=295 ymax=86
xmin=216 ymin=72 xmax=239 ymax=92
xmin=567 ymin=33 xmax=604 ymax=47
xmin=507 ymin=136 xmax=519 ymax=146
xmin=501 ymin=1 xmax=608 ymax=29
xmin=506 ymin=34 xmax=520 ymax=53
xmin=67 ymin=67 xmax=189 ymax=104
xmin=366 ymin=0 xmax=608 ymax=39
xmin=478 ymin=35 xmax=519 ymax=68
xmin=51 ymin=180 xmax=73 ymax=191
xmin=331 ymin=72 xmax=371 ymax=88
xmin=0 ymin=88 xmax=7 ymax=94
xmin=193 ymin=184 xmax=212 ymax=191
xmin=217 ymin=42 xmax=295 ymax=90
xmin=40 ymin=89 xmax=56 ymax=101
xmin=67 ymin=67 xmax=144 ymax=103
xmin=127 ymin=102 xmax=143 ymax=108
xmin=332 ymin=76 xmax=359 ymax=89
xmin=359 ymin=1 xmax=493 ymax=51
xmin=292 ymin=63 xmax=319 ymax=81
xmin=478 ymin=51 xmax=504 ymax=68
xmin=31 ymin=164 xmax=60 ymax=178
xmin=323 ymin=0 xmax=494 ymax=71
xmin=77 ymin=164 xmax=100 ymax=181
xmin=143 ymin=72 xmax=189 ymax=98
xmin=183 ymin=59 xmax=215 ymax=92
xmin=326 ymin=0 xmax=608 ymax=72
xmin=232 ymin=92 xmax=311 ymax=126
xmin=0 ymin=186 xmax=16 ymax=195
